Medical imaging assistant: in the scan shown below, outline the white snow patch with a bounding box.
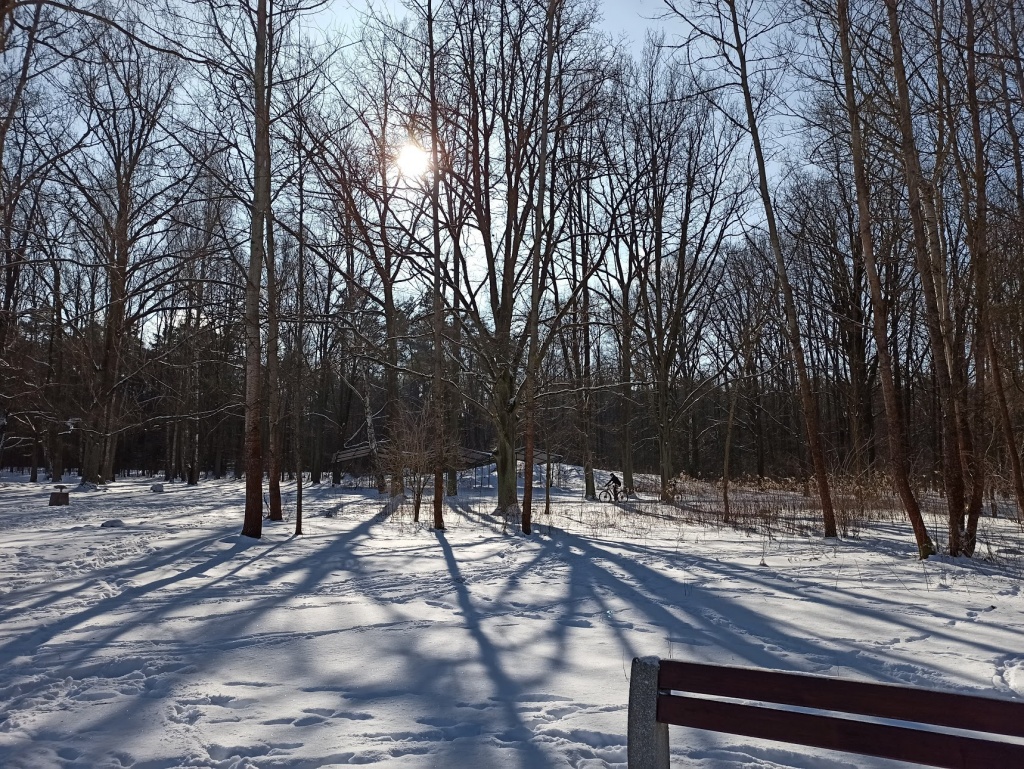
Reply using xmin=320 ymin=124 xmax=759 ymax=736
xmin=1004 ymin=660 xmax=1024 ymax=697
xmin=0 ymin=473 xmax=1022 ymax=768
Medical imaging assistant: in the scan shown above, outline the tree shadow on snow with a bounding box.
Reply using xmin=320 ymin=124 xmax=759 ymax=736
xmin=7 ymin=487 xmax=1020 ymax=769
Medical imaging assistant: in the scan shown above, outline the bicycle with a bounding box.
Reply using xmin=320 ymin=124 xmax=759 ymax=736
xmin=598 ymin=481 xmax=623 ymax=503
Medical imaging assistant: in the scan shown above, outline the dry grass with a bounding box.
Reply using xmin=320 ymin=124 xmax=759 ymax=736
xmin=374 ymin=467 xmax=1024 ymax=575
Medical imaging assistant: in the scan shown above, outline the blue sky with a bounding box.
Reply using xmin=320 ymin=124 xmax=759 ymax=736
xmin=600 ymin=0 xmax=665 ymax=43
xmin=324 ymin=0 xmax=667 ymax=49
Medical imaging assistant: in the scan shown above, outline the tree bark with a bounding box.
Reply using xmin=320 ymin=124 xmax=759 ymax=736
xmin=427 ymin=0 xmax=445 ymax=531
xmin=293 ymin=119 xmax=308 ymax=535
xmin=725 ymin=0 xmax=837 ymax=537
xmin=242 ymin=0 xmax=270 ymax=539
xmin=266 ymin=213 xmax=283 ymax=521
xmin=883 ymin=0 xmax=967 ymax=553
xmin=494 ymin=368 xmax=519 ymax=516
xmin=837 ymin=0 xmax=934 ymax=557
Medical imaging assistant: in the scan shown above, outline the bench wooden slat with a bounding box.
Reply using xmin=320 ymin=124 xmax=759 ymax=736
xmin=657 ymin=693 xmax=1024 ymax=769
xmin=658 ymin=660 xmax=1024 ymax=739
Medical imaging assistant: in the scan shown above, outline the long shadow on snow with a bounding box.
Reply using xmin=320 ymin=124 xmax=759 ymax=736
xmin=552 ymin=530 xmax=1017 ymax=680
xmin=2 ymin=514 xmax=399 ymax=765
xmin=610 ymin=532 xmax=1016 ymax=655
xmin=0 ymin=486 xmax=273 ymax=624
xmin=437 ymin=498 xmax=887 ymax=688
xmin=60 ymin=511 xmax=572 ymax=767
xmin=0 ymin=530 xmax=251 ymax=655
xmin=432 ymin=529 xmax=553 ymax=768
xmin=532 ymin=529 xmax=821 ymax=674
xmin=25 ymin=514 xmax=390 ymax=672
xmin=10 ymin=491 xmax=1016 ymax=767
xmin=0 ymin=537 xmax=294 ymax=671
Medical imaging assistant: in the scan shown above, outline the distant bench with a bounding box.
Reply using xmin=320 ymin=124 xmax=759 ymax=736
xmin=627 ymin=657 xmax=1024 ymax=769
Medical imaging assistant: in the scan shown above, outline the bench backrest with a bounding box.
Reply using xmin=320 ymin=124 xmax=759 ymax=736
xmin=627 ymin=656 xmax=1024 ymax=769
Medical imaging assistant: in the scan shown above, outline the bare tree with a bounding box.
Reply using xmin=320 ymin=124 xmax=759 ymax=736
xmin=55 ymin=20 xmax=191 ymax=483
xmin=827 ymin=0 xmax=935 ymax=555
xmin=610 ymin=35 xmax=742 ymax=500
xmin=664 ymin=0 xmax=838 ymax=536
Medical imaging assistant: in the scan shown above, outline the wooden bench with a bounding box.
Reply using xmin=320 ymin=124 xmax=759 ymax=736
xmin=627 ymin=657 xmax=1024 ymax=768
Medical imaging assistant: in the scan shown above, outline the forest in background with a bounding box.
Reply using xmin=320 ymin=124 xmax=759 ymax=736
xmin=1 ymin=0 xmax=1022 ymax=555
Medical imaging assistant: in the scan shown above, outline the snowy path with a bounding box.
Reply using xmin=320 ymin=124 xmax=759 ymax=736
xmin=1 ymin=477 xmax=1022 ymax=768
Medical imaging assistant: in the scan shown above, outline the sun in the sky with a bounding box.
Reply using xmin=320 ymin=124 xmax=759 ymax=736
xmin=395 ymin=142 xmax=430 ymax=178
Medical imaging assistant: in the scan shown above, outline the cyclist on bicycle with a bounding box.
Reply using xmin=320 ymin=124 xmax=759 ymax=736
xmin=607 ymin=473 xmax=622 ymax=501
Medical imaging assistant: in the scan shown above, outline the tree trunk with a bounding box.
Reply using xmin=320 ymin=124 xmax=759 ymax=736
xmin=188 ymin=422 xmax=200 ymax=485
xmin=883 ymin=0 xmax=967 ymax=553
xmin=522 ymin=390 xmax=535 ymax=534
xmin=726 ymin=0 xmax=837 ymax=536
xmin=959 ymin=0 xmax=989 ymax=556
xmin=620 ymin=290 xmax=634 ymax=493
xmin=165 ymin=420 xmax=175 ymax=481
xmin=49 ymin=423 xmax=63 ymax=483
xmin=494 ymin=369 xmax=519 ymax=516
xmin=266 ymin=214 xmax=283 ymax=521
xmin=294 ymin=122 xmax=307 ymax=536
xmin=264 ymin=3 xmax=282 ymax=521
xmin=520 ymin=0 xmax=561 ymax=536
xmin=581 ymin=315 xmax=596 ymax=500
xmin=30 ymin=434 xmax=39 ymax=482
xmin=837 ymin=0 xmax=934 ymax=557
xmin=102 ymin=427 xmax=117 ymax=483
xmin=427 ymin=0 xmax=445 ymax=531
xmin=989 ymin=335 xmax=1024 ymax=520
xmin=722 ymin=375 xmax=742 ymax=524
xmin=658 ymin=370 xmax=673 ymax=501
xmin=242 ymin=0 xmax=270 ymax=539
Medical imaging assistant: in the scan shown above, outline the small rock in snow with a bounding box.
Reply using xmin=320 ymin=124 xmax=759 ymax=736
xmin=101 ymin=519 xmax=125 ymax=528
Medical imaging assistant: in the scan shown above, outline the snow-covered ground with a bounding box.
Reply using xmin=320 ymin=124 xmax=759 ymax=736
xmin=1 ymin=472 xmax=1023 ymax=769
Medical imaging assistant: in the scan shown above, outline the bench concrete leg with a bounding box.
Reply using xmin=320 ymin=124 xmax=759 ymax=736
xmin=628 ymin=656 xmax=669 ymax=769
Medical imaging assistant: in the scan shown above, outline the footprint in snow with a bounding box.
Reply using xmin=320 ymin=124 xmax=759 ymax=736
xmin=106 ymin=750 xmax=135 ymax=766
xmin=415 ymin=716 xmax=483 ymax=740
xmin=267 ymin=742 xmax=303 ymax=750
xmin=77 ymin=688 xmax=119 ymax=702
xmin=538 ymin=705 xmax=579 ymax=720
xmin=455 ymin=700 xmax=491 ymax=710
xmin=389 ymin=746 xmax=430 ymax=757
xmin=510 ymin=693 xmax=573 ymax=703
xmin=206 ymin=743 xmax=272 ymax=761
xmin=419 ymin=715 xmax=457 ymax=727
xmin=495 ymin=726 xmax=533 ymax=742
xmin=332 ymin=710 xmax=373 ymax=720
xmin=283 ymin=708 xmax=373 ymax=726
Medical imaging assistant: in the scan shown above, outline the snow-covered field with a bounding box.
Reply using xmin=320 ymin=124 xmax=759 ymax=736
xmin=1 ymin=472 xmax=1023 ymax=769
